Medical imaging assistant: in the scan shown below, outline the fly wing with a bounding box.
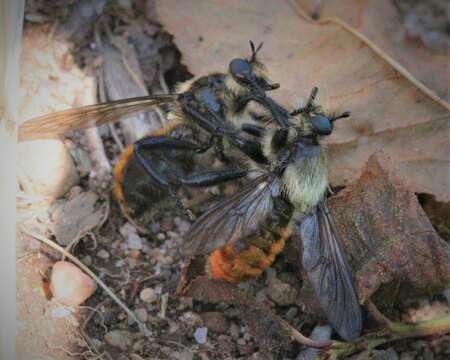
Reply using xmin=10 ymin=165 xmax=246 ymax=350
xmin=298 ymin=201 xmax=362 ymax=341
xmin=18 ymin=94 xmax=178 ymax=141
xmin=184 ymin=173 xmax=280 ymax=256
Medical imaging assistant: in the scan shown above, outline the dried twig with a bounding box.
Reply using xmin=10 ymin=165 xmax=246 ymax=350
xmin=158 ymin=292 xmax=169 ymax=319
xmin=328 ymin=315 xmax=450 ymax=358
xmin=279 ymin=318 xmax=332 ymax=349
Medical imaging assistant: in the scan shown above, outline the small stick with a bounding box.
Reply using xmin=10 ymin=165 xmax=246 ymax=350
xmin=279 ymin=318 xmax=332 ymax=349
xmin=158 ymin=292 xmax=169 ymax=319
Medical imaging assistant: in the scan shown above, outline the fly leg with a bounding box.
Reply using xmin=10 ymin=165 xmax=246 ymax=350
xmin=213 ymin=138 xmax=229 ymax=163
xmin=134 ymin=136 xmax=212 ymax=219
xmin=179 ymin=95 xmax=268 ymax=165
xmin=134 ymin=135 xmax=247 ymax=220
xmin=241 ymin=123 xmax=267 ymax=138
xmin=179 ymin=94 xmax=237 ymax=136
xmin=290 ymin=87 xmax=319 ymax=116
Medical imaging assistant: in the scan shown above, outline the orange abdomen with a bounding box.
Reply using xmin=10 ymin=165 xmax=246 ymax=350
xmin=207 ymin=227 xmax=291 ymax=283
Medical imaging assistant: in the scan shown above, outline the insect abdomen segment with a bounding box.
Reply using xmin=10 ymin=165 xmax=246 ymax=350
xmin=206 ymin=228 xmax=290 ymax=283
xmin=206 ymin=196 xmax=293 ymax=283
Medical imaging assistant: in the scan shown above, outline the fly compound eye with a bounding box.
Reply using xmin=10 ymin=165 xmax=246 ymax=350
xmin=311 ymin=115 xmax=333 ymax=135
xmin=229 ymin=58 xmax=253 ymax=84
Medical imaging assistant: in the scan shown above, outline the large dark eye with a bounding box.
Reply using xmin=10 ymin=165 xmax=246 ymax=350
xmin=229 ymin=58 xmax=252 ymax=84
xmin=311 ymin=115 xmax=333 ymax=135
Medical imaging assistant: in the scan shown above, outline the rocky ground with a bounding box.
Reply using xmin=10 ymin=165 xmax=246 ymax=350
xmin=16 ymin=1 xmax=450 ymax=359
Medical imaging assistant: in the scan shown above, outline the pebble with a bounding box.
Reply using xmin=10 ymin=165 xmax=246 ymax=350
xmin=156 ymin=232 xmax=166 ymax=241
xmin=194 ymin=327 xmax=208 ymax=344
xmin=249 ymin=352 xmax=274 ymax=360
xmin=399 ymin=352 xmax=417 ymax=360
xmin=267 ymin=278 xmax=298 ymax=306
xmin=128 ymin=250 xmax=141 ymax=260
xmin=115 ymin=259 xmax=125 ymax=267
xmin=423 ymin=348 xmax=434 ymax=360
xmin=167 ymin=231 xmax=178 ymax=239
xmin=224 ymin=307 xmax=240 ymax=319
xmin=96 ymin=249 xmax=110 ymax=259
xmin=279 ymin=271 xmax=301 ymax=288
xmin=17 ymin=139 xmax=79 ymax=197
xmin=119 ymin=223 xmax=143 ymax=250
xmin=82 ymin=255 xmax=92 ymax=266
xmin=135 ymin=308 xmax=148 ymax=322
xmin=180 ymin=312 xmax=204 ymax=328
xmin=160 ymin=217 xmax=173 ymax=232
xmin=229 ymin=322 xmax=240 ymax=339
xmin=49 ymin=306 xmax=72 ymax=318
xmin=140 ymin=288 xmax=158 ymax=303
xmin=127 ymin=232 xmax=143 ymax=250
xmin=50 ymin=261 xmax=96 ymax=306
xmin=255 ymin=289 xmax=269 ymax=304
xmin=178 ymin=297 xmax=193 ymax=310
xmin=177 ymin=220 xmax=191 ymax=235
xmin=285 ymin=306 xmax=298 ymax=321
xmin=104 ymin=330 xmax=132 ymax=351
xmin=200 ymin=311 xmax=230 ymax=334
xmin=150 ymin=222 xmax=160 ymax=233
xmin=264 ymin=267 xmax=277 ymax=284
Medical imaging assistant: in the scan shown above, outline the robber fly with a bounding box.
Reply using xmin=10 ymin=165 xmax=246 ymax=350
xmin=183 ymin=87 xmax=362 ymax=341
xmin=19 ymin=41 xmax=287 ymax=222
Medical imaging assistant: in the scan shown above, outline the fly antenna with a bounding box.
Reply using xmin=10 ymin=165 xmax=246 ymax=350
xmin=250 ymin=40 xmax=264 ymax=62
xmin=330 ymin=111 xmax=350 ymax=123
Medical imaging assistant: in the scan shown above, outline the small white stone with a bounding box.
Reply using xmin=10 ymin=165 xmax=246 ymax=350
xmin=50 ymin=261 xmax=96 ymax=306
xmin=96 ymin=249 xmax=110 ymax=259
xmin=49 ymin=306 xmax=72 ymax=318
xmin=177 ymin=220 xmax=191 ymax=235
xmin=135 ymin=308 xmax=148 ymax=322
xmin=156 ymin=232 xmax=166 ymax=241
xmin=104 ymin=330 xmax=132 ymax=351
xmin=82 ymin=255 xmax=92 ymax=266
xmin=115 ymin=259 xmax=125 ymax=267
xmin=194 ymin=327 xmax=208 ymax=344
xmin=140 ymin=288 xmax=158 ymax=303
xmin=127 ymin=232 xmax=143 ymax=250
xmin=167 ymin=231 xmax=178 ymax=239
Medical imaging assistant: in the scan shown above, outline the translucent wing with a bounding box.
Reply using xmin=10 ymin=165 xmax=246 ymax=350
xmin=184 ymin=173 xmax=281 ymax=255
xmin=18 ymin=94 xmax=178 ymax=141
xmin=298 ymin=201 xmax=362 ymax=341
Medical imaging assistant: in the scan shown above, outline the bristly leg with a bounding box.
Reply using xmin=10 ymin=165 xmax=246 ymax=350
xmin=291 ymin=86 xmax=319 ymax=116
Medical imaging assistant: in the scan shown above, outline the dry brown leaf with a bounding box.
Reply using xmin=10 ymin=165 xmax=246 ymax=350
xmin=295 ymin=0 xmax=450 ymax=102
xmin=101 ymin=40 xmax=161 ymax=143
xmin=155 ymin=0 xmax=450 ymax=202
xmin=328 ymin=152 xmax=450 ymax=304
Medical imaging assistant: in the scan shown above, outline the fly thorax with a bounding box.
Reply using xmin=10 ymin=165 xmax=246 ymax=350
xmin=224 ymin=74 xmax=247 ymax=99
xmin=282 ymin=144 xmax=328 ymax=213
xmin=262 ymin=126 xmax=297 ymax=163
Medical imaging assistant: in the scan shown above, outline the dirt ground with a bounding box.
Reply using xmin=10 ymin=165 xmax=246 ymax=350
xmin=16 ymin=1 xmax=450 ymax=359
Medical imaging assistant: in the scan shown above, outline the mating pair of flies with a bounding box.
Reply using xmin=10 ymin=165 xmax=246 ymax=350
xmin=20 ymin=42 xmax=362 ymax=341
